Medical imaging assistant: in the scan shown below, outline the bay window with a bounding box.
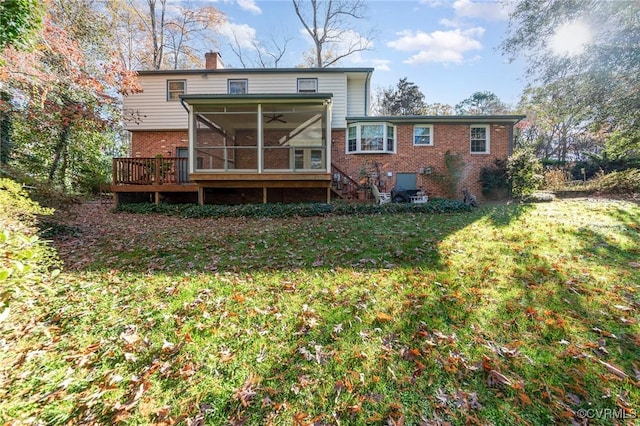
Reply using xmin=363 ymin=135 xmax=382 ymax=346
xmin=346 ymin=123 xmax=396 ymax=154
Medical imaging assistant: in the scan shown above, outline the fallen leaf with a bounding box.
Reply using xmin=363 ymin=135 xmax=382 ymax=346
xmin=597 ymin=360 xmax=628 ymax=379
xmin=120 ymin=330 xmax=141 ymax=345
xmin=375 ymin=312 xmax=393 ymax=322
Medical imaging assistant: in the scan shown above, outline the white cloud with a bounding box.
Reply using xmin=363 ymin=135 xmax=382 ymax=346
xmin=549 ymin=19 xmax=592 ymax=56
xmin=236 ymin=0 xmax=261 ymax=14
xmin=419 ymin=0 xmax=447 ymax=6
xmin=298 ymin=27 xmax=373 ymax=59
xmin=452 ymin=0 xmax=512 ymax=22
xmin=219 ymin=22 xmax=257 ymax=48
xmin=387 ymin=28 xmax=484 ymax=65
xmin=372 ymin=59 xmax=391 ymax=72
xmin=439 ymin=18 xmax=459 ymax=28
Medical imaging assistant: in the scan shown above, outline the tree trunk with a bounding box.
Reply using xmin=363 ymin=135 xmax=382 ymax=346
xmin=148 ymin=0 xmax=166 ymax=70
xmin=48 ymin=125 xmax=70 ymax=184
xmin=0 ymin=91 xmax=12 ymax=164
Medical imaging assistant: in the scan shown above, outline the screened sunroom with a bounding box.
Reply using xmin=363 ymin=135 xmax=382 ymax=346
xmin=181 ymin=94 xmax=333 ymax=174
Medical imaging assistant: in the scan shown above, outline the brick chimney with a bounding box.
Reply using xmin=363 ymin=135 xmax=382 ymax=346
xmin=205 ymin=51 xmax=224 ymax=70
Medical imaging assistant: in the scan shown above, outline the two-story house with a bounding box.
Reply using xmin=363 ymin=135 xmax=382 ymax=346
xmin=115 ymin=52 xmax=523 ymax=205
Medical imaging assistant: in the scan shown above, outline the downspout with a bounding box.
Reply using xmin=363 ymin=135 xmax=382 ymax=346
xmin=508 ymin=123 xmax=514 ymax=156
xmin=509 ymin=117 xmax=525 ymax=156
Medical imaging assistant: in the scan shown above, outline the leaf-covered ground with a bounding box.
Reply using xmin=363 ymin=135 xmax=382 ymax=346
xmin=1 ymin=199 xmax=639 ymax=425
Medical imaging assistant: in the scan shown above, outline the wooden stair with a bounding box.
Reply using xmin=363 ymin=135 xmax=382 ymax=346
xmin=330 ymin=163 xmax=359 ymax=200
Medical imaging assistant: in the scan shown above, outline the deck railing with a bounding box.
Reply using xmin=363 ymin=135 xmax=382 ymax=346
xmin=330 ymin=163 xmax=359 ymax=198
xmin=112 ymin=157 xmax=189 ymax=185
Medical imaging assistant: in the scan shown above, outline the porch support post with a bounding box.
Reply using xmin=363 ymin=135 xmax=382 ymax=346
xmin=112 ymin=159 xmax=117 ymax=185
xmin=325 ymin=99 xmax=332 ymax=172
xmin=262 ymin=186 xmax=267 ymax=204
xmin=326 ymin=187 xmax=331 ymax=204
xmin=257 ymin=104 xmax=263 ymax=173
xmin=155 ymin=191 xmax=159 ymax=205
xmin=198 ymin=185 xmax=204 ymax=205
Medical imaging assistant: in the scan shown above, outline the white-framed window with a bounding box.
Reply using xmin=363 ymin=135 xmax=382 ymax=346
xmin=297 ymin=78 xmax=318 ymax=93
xmin=348 ymin=126 xmax=357 ymax=152
xmin=346 ymin=123 xmax=395 ymax=154
xmin=167 ymin=80 xmax=186 ymax=101
xmin=470 ymin=124 xmax=490 ymax=153
xmin=413 ymin=125 xmax=434 ymax=146
xmin=228 ymin=79 xmax=248 ymax=94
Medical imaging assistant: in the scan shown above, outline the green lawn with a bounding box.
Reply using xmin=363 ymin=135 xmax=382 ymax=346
xmin=1 ymin=199 xmax=639 ymax=425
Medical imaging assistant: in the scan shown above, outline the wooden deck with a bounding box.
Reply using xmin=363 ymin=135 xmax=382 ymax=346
xmin=110 ymin=158 xmax=334 ymax=205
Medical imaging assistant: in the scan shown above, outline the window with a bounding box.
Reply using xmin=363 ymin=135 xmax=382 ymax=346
xmin=228 ymin=79 xmax=248 ymax=94
xmin=386 ymin=125 xmax=395 ymax=151
xmin=294 ymin=148 xmax=324 ymax=170
xmin=167 ymin=80 xmax=186 ymax=101
xmin=297 ymin=78 xmax=318 ymax=93
xmin=348 ymin=126 xmax=357 ymax=152
xmin=413 ymin=125 xmax=433 ymax=146
xmin=346 ymin=123 xmax=395 ymax=154
xmin=470 ymin=125 xmax=490 ymax=153
xmin=361 ymin=124 xmax=384 ymax=151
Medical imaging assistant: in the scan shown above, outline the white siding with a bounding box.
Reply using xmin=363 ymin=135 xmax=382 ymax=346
xmin=124 ymin=76 xmax=189 ymax=130
xmin=346 ymin=74 xmax=368 ymax=118
xmin=123 ymin=72 xmax=357 ymax=130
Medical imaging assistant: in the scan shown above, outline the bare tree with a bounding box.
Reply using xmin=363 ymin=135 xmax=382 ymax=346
xmin=106 ymin=0 xmax=146 ymax=70
xmin=228 ymin=32 xmax=292 ymax=68
xmin=292 ymin=0 xmax=373 ymax=68
xmin=107 ymin=0 xmax=224 ymax=70
xmin=164 ymin=5 xmax=224 ymax=69
xmin=145 ymin=0 xmax=166 ymax=70
xmin=423 ymin=103 xmax=454 ymax=116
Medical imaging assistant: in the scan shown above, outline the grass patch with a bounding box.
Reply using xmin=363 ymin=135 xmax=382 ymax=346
xmin=1 ymin=198 xmax=639 ymax=425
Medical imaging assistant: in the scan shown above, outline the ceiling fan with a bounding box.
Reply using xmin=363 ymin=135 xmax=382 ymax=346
xmin=264 ymin=113 xmax=286 ymax=123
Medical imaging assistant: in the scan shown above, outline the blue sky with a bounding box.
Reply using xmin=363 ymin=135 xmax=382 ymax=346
xmin=194 ymin=0 xmax=526 ymax=108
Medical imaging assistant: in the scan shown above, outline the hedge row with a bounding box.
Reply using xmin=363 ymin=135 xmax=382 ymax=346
xmin=115 ymin=198 xmax=472 ymax=218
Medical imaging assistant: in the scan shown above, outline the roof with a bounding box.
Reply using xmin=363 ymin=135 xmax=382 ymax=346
xmin=346 ymin=115 xmax=526 ymax=124
xmin=136 ymin=67 xmax=374 ymax=76
xmin=180 ymin=93 xmax=333 ymax=106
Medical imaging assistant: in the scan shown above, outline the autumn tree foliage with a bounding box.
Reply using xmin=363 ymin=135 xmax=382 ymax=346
xmin=0 ymin=0 xmax=44 ymax=52
xmin=503 ymin=0 xmax=640 ymax=157
xmin=0 ymin=1 xmax=140 ymax=190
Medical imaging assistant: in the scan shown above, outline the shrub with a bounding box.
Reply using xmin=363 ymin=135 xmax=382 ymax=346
xmin=591 ymin=169 xmax=640 ymax=194
xmin=116 ymin=198 xmax=472 ymax=218
xmin=0 ymin=179 xmax=60 ymax=323
xmin=479 ymin=159 xmax=509 ymax=196
xmin=570 ymin=156 xmax=640 ymax=180
xmin=507 ymin=149 xmax=544 ymax=198
xmin=543 ymin=168 xmax=572 ymax=191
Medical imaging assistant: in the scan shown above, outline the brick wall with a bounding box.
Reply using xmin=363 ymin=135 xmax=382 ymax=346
xmin=331 ymin=123 xmax=512 ymax=200
xmin=131 ymin=122 xmax=513 ymax=200
xmin=131 ymin=131 xmax=188 ymax=157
